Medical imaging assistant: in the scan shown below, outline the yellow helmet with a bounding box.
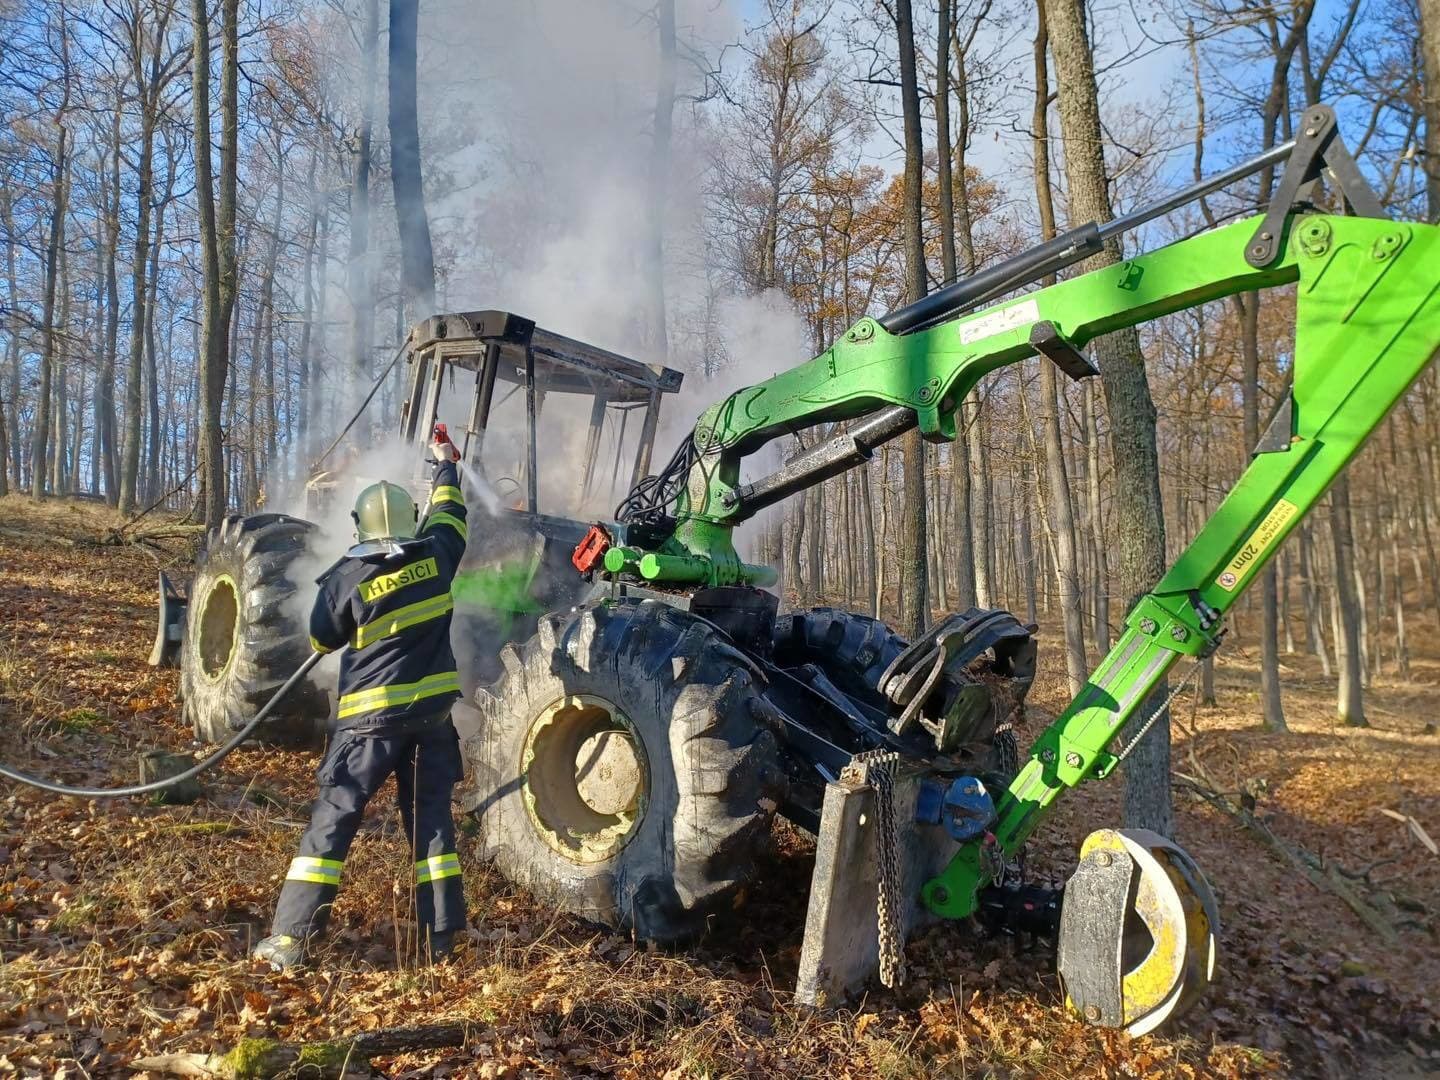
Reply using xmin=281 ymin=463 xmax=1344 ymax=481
xmin=351 ymin=480 xmax=418 ymax=541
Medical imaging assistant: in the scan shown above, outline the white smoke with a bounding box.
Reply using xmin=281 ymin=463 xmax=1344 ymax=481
xmin=276 ymin=0 xmax=821 ymax=581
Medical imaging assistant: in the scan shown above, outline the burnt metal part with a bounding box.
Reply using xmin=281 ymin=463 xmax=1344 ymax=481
xmin=462 ymin=341 xmax=501 ymax=464
xmin=689 ymin=586 xmax=778 ymax=650
xmin=406 ymin=310 xmax=682 ymax=398
xmin=880 ymin=608 xmax=1037 ymax=750
xmin=976 ymin=881 xmax=1063 ymax=939
xmin=525 ymin=346 xmax=539 ymax=513
xmin=148 ymin=571 xmax=188 ymax=668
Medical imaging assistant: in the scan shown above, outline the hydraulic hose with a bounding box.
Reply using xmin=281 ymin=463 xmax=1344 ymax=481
xmin=0 ymin=651 xmax=325 ymax=798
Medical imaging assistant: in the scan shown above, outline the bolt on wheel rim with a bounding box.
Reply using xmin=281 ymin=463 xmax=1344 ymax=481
xmin=521 ymin=695 xmax=650 ymax=864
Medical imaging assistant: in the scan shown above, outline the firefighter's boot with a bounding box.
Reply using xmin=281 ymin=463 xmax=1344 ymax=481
xmin=253 ymin=933 xmax=306 ymax=972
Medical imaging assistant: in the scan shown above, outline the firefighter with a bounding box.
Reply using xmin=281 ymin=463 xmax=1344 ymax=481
xmin=252 ymin=434 xmax=469 ymax=972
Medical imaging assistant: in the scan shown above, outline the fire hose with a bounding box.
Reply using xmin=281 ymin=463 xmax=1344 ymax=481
xmin=0 ymin=651 xmax=324 ymax=798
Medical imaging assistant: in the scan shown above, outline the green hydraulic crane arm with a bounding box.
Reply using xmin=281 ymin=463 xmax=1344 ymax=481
xmin=921 ymin=210 xmax=1440 ymax=917
xmin=621 ymin=208 xmax=1440 ymax=917
xmin=616 ymin=215 xmax=1298 ymax=585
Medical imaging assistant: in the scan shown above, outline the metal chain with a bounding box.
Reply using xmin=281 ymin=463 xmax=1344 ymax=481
xmin=862 ymin=750 xmax=905 ymax=988
xmin=1114 ymin=659 xmax=1203 ymax=764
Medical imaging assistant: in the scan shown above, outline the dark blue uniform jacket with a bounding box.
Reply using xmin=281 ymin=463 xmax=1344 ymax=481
xmin=308 ymin=460 xmax=468 ymax=731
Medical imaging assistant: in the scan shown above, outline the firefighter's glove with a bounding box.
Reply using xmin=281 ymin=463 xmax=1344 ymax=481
xmin=430 ymin=438 xmax=459 ymax=463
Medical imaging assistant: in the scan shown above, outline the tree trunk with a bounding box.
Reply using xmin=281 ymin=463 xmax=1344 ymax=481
xmin=1328 ymin=475 xmax=1367 ymax=726
xmin=1084 ymin=380 xmax=1110 ymax=649
xmin=1300 ymin=522 xmax=1332 ymax=676
xmin=894 ymin=0 xmax=929 ymax=638
xmin=1 ymin=190 xmax=21 ymax=492
xmin=101 ymin=109 xmax=122 ymax=502
xmin=118 ymin=114 xmax=157 ymax=515
xmin=261 ymin=162 xmax=284 ymax=494
xmin=349 ymin=0 xmax=379 ymax=390
xmin=192 ymin=0 xmax=236 ymax=527
xmin=860 ymin=464 xmax=879 ymax=617
xmin=296 ymin=150 xmax=319 ymax=476
xmin=388 ymin=0 xmax=437 ymax=314
xmin=1420 ymin=0 xmax=1440 ymax=221
xmin=1030 ymin=0 xmax=1086 ymax=692
xmin=144 ymin=127 xmax=177 ymax=505
xmin=31 ymin=116 xmax=69 ymax=499
xmin=1242 ymin=295 xmax=1286 ymax=731
xmin=784 ymin=495 xmax=805 ymax=607
xmin=935 ymin=0 xmax=978 ymax=615
xmin=640 ymin=0 xmax=676 ymax=359
xmin=1047 ymin=0 xmax=1171 ymax=835
xmin=51 ymin=217 xmax=71 ymax=493
xmin=966 ymin=394 xmax=992 ymax=606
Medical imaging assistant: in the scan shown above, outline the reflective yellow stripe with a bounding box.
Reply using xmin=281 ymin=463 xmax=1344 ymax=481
xmin=309 ymin=635 xmax=335 ymax=655
xmin=425 ymin=512 xmax=467 ymax=542
xmin=415 ymin=852 xmax=462 ymax=884
xmin=336 ymin=671 xmax=461 ymax=719
xmin=352 ymin=593 xmax=454 ymax=649
xmin=286 ymin=856 xmax=343 ymax=885
xmin=430 ymin=485 xmax=463 ymax=507
xmin=358 ymin=557 xmax=440 ymax=604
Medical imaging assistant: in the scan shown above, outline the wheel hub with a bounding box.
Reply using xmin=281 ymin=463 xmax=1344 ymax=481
xmin=521 ymin=695 xmax=650 ymax=863
xmin=196 ymin=574 xmax=239 ymax=682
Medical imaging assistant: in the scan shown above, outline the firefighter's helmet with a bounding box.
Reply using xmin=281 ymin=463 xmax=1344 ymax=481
xmin=352 ymin=480 xmax=418 ymax=541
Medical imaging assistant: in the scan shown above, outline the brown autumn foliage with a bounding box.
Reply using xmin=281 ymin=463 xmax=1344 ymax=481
xmin=0 ymin=496 xmax=1436 ymax=1078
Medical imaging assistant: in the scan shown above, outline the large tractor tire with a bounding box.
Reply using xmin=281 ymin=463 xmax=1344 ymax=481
xmin=180 ymin=513 xmax=331 ymax=747
xmin=772 ymin=606 xmax=1028 ymax=779
xmin=465 ymin=598 xmax=786 ymax=943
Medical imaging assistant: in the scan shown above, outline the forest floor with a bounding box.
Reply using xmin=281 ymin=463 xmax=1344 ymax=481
xmin=0 ymin=494 xmax=1437 ymax=1079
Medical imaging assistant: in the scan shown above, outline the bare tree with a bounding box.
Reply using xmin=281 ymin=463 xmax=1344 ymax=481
xmin=1420 ymin=0 xmax=1440 ymax=221
xmin=388 ymin=0 xmax=436 ymax=315
xmin=349 ymin=0 xmax=379 ymax=385
xmin=1028 ymin=0 xmax=1086 ymax=695
xmin=894 ymin=0 xmax=928 ymax=637
xmin=1046 ymin=0 xmax=1172 ymax=835
xmin=642 ymin=0 xmax=677 ymax=360
xmin=116 ymin=0 xmax=182 ymax=515
xmin=29 ymin=6 xmax=71 ymax=499
xmin=1328 ymin=475 xmax=1367 ymax=725
xmin=192 ymin=0 xmax=239 ymax=527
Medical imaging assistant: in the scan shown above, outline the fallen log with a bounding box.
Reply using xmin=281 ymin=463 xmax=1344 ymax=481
xmin=129 ymin=1024 xmax=469 ymax=1079
xmin=1174 ymin=771 xmax=1401 ymax=943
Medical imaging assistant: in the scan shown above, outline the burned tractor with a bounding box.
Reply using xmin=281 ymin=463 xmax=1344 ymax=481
xmin=155 ymin=104 xmax=1440 ymax=1035
xmin=153 ymin=312 xmax=684 ymax=745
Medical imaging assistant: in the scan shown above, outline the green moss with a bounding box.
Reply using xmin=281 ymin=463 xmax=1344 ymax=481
xmin=222 ymin=1036 xmax=356 ymax=1078
xmin=225 ymin=1038 xmax=285 ymax=1079
xmin=296 ymin=1041 xmax=353 ymax=1073
xmin=60 ymin=708 xmax=102 ymax=732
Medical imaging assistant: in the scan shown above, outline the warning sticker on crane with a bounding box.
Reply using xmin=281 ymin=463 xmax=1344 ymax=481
xmin=958 ymin=299 xmax=1039 ymax=344
xmin=1214 ymin=499 xmax=1299 ymax=591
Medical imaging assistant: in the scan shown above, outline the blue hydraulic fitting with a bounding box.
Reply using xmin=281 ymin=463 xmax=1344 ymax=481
xmin=941 ymin=777 xmax=996 ymax=843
